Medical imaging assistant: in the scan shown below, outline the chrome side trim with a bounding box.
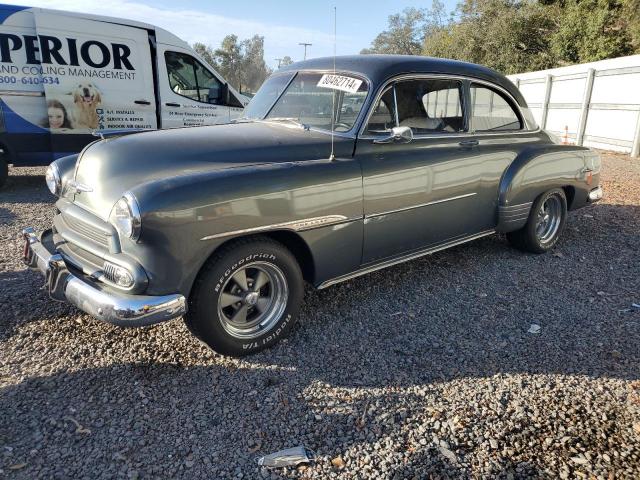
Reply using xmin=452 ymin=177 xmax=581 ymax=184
xmin=365 ymin=192 xmax=477 ymax=220
xmin=200 ymin=215 xmax=357 ymax=241
xmin=317 ymin=229 xmax=495 ymax=289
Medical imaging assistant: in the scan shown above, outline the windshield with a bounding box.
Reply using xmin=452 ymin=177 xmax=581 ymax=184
xmin=243 ymin=71 xmax=369 ymax=132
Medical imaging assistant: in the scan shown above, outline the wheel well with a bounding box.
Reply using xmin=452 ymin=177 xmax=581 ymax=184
xmin=211 ymin=230 xmax=315 ymax=284
xmin=562 ymin=185 xmax=575 ymax=210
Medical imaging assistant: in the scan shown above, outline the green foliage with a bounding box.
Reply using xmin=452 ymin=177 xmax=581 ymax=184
xmin=192 ymin=35 xmax=272 ymax=94
xmin=362 ymin=0 xmax=639 ymax=73
xmin=550 ymin=0 xmax=632 ymax=63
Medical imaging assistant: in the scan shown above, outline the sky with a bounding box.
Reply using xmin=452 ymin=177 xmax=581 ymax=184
xmin=4 ymin=0 xmax=457 ymax=69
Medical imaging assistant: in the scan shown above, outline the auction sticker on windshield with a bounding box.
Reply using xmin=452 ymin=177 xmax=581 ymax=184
xmin=317 ymin=74 xmax=363 ymax=93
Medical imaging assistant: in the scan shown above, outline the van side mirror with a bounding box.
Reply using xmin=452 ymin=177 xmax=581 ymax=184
xmin=373 ymin=126 xmax=413 ymax=144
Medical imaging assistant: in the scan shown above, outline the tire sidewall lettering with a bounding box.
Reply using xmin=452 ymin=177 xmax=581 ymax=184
xmin=213 ymin=252 xmax=278 ymax=293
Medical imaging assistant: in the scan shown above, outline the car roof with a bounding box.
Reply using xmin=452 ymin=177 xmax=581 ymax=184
xmin=279 ymin=55 xmax=527 ymax=107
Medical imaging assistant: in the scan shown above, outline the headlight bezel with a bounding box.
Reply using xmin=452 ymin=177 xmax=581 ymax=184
xmin=45 ymin=162 xmax=61 ymax=196
xmin=109 ymin=192 xmax=142 ymax=242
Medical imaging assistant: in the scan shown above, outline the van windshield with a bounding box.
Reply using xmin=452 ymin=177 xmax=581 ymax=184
xmin=242 ymin=71 xmax=369 ymax=132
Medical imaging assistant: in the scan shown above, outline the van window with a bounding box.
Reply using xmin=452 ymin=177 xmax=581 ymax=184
xmin=165 ymin=51 xmax=241 ymax=107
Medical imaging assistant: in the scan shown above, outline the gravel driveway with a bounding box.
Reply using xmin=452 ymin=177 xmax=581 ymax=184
xmin=1 ymin=153 xmax=639 ymax=479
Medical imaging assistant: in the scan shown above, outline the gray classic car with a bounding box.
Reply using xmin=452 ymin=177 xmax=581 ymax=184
xmin=23 ymin=55 xmax=603 ymax=356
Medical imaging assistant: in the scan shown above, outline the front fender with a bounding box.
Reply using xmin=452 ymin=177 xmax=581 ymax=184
xmin=496 ymin=144 xmax=599 ymax=232
xmin=125 ymin=159 xmax=364 ymax=296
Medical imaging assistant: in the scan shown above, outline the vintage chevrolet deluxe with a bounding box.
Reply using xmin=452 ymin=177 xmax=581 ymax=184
xmin=23 ymin=55 xmax=603 ymax=356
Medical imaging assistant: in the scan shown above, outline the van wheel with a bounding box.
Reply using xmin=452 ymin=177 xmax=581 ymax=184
xmin=507 ymin=188 xmax=567 ymax=253
xmin=185 ymin=237 xmax=304 ymax=357
xmin=0 ymin=155 xmax=7 ymax=188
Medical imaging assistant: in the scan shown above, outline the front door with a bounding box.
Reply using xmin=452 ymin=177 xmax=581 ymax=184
xmin=357 ymin=77 xmax=499 ymax=264
xmin=158 ymin=46 xmax=243 ymax=128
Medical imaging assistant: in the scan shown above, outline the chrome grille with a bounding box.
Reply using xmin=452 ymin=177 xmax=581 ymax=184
xmin=103 ymin=262 xmax=118 ymax=284
xmin=63 ymin=214 xmax=109 ymax=247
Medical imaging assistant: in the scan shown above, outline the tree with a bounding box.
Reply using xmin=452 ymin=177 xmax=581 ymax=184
xmin=280 ymin=56 xmax=293 ymax=67
xmin=214 ymin=35 xmax=244 ymax=92
xmin=424 ymin=0 xmax=558 ymax=73
xmin=367 ymin=0 xmax=639 ymax=74
xmin=549 ymin=0 xmax=633 ymax=64
xmin=241 ymin=35 xmax=270 ymax=93
xmin=361 ymin=7 xmax=428 ymax=55
xmin=193 ymin=42 xmax=217 ymax=69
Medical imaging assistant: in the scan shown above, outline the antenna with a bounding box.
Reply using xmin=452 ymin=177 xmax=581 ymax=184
xmin=329 ymin=6 xmax=337 ymax=162
xmin=298 ymin=42 xmax=312 ymax=60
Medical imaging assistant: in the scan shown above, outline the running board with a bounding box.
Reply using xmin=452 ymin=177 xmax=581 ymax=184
xmin=316 ymin=230 xmax=495 ymax=289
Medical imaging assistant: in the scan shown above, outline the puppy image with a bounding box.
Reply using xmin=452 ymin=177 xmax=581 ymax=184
xmin=72 ymin=83 xmax=102 ymax=129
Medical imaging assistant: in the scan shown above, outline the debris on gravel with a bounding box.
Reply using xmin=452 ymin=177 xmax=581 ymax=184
xmin=1 ymin=153 xmax=639 ymax=478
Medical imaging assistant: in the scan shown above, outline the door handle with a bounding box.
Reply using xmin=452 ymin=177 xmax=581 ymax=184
xmin=165 ymin=102 xmax=180 ymax=107
xmin=134 ymin=99 xmax=151 ymax=105
xmin=459 ymin=139 xmax=479 ymax=148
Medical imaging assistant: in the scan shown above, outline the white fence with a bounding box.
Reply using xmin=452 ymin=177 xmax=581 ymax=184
xmin=508 ymin=55 xmax=640 ymax=157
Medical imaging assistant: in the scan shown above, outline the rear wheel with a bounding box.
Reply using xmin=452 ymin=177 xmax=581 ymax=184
xmin=185 ymin=237 xmax=303 ymax=356
xmin=507 ymin=188 xmax=567 ymax=253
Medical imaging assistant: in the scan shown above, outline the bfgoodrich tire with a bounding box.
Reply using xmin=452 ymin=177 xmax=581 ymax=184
xmin=507 ymin=188 xmax=567 ymax=254
xmin=185 ymin=237 xmax=304 ymax=357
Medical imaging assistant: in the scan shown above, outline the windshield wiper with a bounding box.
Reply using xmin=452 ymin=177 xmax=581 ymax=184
xmin=265 ymin=117 xmax=310 ymax=130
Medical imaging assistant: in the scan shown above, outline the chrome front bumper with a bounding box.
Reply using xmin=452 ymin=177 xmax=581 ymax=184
xmin=22 ymin=228 xmax=186 ymax=327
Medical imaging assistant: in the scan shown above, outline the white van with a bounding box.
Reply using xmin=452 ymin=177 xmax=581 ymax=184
xmin=0 ymin=4 xmax=248 ymax=186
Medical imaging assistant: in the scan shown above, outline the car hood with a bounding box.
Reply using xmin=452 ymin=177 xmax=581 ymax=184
xmin=70 ymin=122 xmax=354 ymax=220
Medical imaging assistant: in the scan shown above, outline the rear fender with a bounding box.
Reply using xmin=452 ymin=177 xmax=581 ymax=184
xmin=496 ymin=144 xmax=597 ymax=232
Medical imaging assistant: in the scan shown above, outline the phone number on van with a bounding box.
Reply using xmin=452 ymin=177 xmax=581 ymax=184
xmin=0 ymin=76 xmax=60 ymax=85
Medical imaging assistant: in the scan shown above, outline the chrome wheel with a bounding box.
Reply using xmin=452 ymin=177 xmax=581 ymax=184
xmin=217 ymin=262 xmax=288 ymax=340
xmin=535 ymin=195 xmax=562 ymax=243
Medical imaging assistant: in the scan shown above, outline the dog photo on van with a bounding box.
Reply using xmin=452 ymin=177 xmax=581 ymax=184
xmin=72 ymin=82 xmax=102 ymax=129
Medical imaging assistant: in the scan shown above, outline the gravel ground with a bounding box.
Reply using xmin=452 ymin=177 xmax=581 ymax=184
xmin=1 ymin=153 xmax=639 ymax=479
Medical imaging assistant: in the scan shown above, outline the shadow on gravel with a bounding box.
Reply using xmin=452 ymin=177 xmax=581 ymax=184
xmin=1 ymin=171 xmax=54 ymax=204
xmin=0 ymin=207 xmax=16 ymax=225
xmin=1 ymin=203 xmax=639 ymax=477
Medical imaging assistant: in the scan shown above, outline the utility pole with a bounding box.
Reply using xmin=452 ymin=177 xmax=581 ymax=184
xmin=298 ymin=42 xmax=312 ymax=60
xmin=274 ymin=58 xmax=283 ymax=68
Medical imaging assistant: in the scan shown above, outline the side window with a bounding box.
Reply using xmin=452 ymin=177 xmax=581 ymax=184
xmin=365 ymin=86 xmax=396 ymax=134
xmin=165 ymin=51 xmax=199 ymax=101
xmin=193 ymin=60 xmax=223 ymax=104
xmin=470 ymin=84 xmax=522 ymax=131
xmin=394 ymin=79 xmax=464 ymax=134
xmin=165 ymin=51 xmax=242 ymax=107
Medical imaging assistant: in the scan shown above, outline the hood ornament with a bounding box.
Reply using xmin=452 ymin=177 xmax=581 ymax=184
xmin=66 ymin=180 xmax=93 ymax=194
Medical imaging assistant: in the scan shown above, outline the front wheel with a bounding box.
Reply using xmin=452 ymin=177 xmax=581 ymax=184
xmin=506 ymin=188 xmax=567 ymax=253
xmin=185 ymin=237 xmax=304 ymax=356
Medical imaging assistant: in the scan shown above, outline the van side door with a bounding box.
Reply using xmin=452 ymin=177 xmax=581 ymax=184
xmin=157 ymin=46 xmax=244 ymax=128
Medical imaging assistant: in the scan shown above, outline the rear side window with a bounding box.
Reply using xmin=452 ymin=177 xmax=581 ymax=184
xmin=470 ymin=84 xmax=522 ymax=131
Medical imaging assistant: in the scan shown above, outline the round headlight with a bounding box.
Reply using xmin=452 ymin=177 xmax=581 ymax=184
xmin=45 ymin=163 xmax=61 ymax=195
xmin=109 ymin=193 xmax=141 ymax=241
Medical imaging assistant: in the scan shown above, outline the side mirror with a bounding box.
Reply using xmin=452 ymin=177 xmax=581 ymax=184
xmin=373 ymin=126 xmax=413 ymax=144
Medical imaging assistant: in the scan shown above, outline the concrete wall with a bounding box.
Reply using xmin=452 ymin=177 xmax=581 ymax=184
xmin=508 ymin=55 xmax=640 ymax=157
